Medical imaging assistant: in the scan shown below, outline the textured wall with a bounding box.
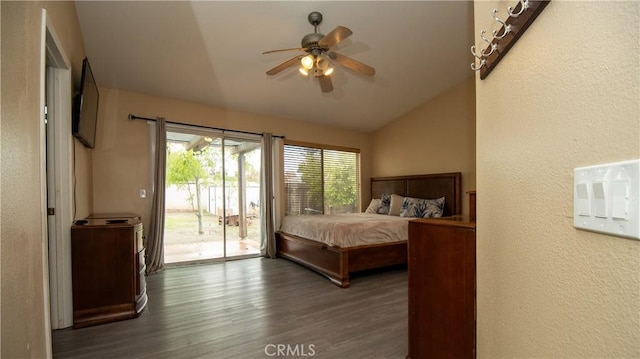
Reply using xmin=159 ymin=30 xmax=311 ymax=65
xmin=1 ymin=1 xmax=86 ymax=356
xmin=474 ymin=1 xmax=640 ymax=357
xmin=1 ymin=2 xmax=47 ymax=357
xmin=371 ymin=77 xmax=476 ymax=214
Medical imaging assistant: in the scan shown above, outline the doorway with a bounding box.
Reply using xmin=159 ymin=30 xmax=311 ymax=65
xmin=164 ymin=128 xmax=262 ymax=263
xmin=43 ymin=10 xmax=74 ymax=331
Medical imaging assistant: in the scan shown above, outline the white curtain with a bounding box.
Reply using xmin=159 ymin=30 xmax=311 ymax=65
xmin=146 ymin=118 xmax=166 ymax=274
xmin=260 ymin=133 xmax=282 ymax=258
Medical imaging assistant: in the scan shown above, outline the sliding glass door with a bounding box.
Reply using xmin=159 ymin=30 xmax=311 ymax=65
xmin=216 ymin=136 xmax=262 ymax=258
xmin=164 ymin=127 xmax=262 ymax=264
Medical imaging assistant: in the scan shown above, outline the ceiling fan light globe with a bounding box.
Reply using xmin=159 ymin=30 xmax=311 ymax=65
xmin=301 ymin=55 xmax=314 ymax=70
xmin=299 ymin=67 xmax=309 ymax=76
xmin=317 ymin=57 xmax=329 ymax=70
xmin=325 ymin=67 xmax=334 ymax=76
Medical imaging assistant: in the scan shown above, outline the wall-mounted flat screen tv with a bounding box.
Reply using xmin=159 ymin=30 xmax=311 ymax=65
xmin=72 ymin=57 xmax=99 ymax=149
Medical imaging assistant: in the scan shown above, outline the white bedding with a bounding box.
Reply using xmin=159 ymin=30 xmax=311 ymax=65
xmin=279 ymin=213 xmax=411 ymax=248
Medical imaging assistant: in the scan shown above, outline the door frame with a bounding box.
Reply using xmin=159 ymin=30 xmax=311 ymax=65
xmin=162 ymin=124 xmax=263 ymax=262
xmin=41 ymin=9 xmax=74 ymax=332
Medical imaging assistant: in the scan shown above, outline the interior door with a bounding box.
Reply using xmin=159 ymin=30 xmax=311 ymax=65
xmin=45 ymin=34 xmax=74 ymax=329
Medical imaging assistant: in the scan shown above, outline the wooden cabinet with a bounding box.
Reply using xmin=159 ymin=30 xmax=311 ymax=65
xmin=407 ymin=216 xmax=476 ymax=359
xmin=71 ymin=216 xmax=148 ymax=328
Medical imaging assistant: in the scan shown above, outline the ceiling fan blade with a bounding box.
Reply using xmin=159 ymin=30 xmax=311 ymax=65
xmin=328 ymin=52 xmax=375 ymax=76
xmin=318 ymin=26 xmax=353 ymax=48
xmin=266 ymin=55 xmax=304 ymax=76
xmin=318 ymin=75 xmax=333 ymax=93
xmin=262 ymin=47 xmax=307 ymax=55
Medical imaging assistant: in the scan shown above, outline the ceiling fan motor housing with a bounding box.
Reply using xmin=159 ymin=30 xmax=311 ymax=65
xmin=301 ymin=33 xmax=324 ymax=50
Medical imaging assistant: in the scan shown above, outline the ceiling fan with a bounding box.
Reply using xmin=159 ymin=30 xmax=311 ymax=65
xmin=263 ymin=11 xmax=375 ymax=93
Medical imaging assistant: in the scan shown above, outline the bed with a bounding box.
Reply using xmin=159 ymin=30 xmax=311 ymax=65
xmin=276 ymin=172 xmax=462 ymax=287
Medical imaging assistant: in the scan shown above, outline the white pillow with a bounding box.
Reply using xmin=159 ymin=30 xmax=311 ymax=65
xmin=365 ymin=199 xmax=381 ymax=213
xmin=388 ymin=194 xmax=404 ymax=216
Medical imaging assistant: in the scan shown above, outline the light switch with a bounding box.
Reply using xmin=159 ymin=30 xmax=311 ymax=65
xmin=573 ymin=159 xmax=639 ymax=240
xmin=139 ymin=189 xmax=146 ymax=198
xmin=592 ymin=181 xmax=607 ymax=218
xmin=611 ymin=180 xmax=629 ymax=219
xmin=576 ymin=182 xmax=590 ymax=216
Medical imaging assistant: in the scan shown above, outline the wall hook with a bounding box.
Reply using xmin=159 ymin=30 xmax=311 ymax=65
xmin=470 ymin=45 xmax=485 ymax=60
xmin=480 ymin=30 xmax=498 ymax=57
xmin=471 ymin=58 xmax=486 ymax=71
xmin=508 ymin=0 xmax=529 ymax=17
xmin=492 ymin=9 xmax=512 ymax=39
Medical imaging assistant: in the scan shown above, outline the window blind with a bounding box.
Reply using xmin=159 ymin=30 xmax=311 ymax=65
xmin=283 ymin=143 xmax=360 ymax=215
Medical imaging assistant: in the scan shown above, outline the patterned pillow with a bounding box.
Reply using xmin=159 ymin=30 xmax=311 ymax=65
xmin=376 ymin=193 xmax=391 ymax=214
xmin=399 ymin=196 xmax=446 ymax=218
xmin=365 ymin=199 xmax=382 ymax=213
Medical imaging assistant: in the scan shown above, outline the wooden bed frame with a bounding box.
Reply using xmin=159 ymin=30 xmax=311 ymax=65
xmin=276 ymin=172 xmax=462 ymax=287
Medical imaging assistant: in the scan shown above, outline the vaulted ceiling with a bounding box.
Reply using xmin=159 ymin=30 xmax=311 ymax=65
xmin=74 ymin=1 xmax=474 ymax=133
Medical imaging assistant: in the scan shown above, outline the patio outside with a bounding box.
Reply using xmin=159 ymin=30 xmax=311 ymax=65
xmin=163 ymin=183 xmax=262 ymax=264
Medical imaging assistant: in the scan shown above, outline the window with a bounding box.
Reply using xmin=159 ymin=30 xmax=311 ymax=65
xmin=283 ymin=142 xmax=360 ymax=215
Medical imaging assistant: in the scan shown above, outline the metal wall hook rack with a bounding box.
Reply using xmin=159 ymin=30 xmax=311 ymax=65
xmin=470 ymin=0 xmax=551 ymax=79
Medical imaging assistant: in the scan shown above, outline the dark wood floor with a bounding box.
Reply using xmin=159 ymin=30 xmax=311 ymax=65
xmin=52 ymin=258 xmax=408 ymax=358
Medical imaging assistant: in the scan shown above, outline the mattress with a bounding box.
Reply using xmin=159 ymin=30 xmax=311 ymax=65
xmin=279 ymin=213 xmax=411 ymax=248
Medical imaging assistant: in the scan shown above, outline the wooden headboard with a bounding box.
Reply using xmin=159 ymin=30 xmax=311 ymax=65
xmin=370 ymin=172 xmax=462 ymax=217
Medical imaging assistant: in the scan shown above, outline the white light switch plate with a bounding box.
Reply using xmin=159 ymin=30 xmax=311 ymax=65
xmin=574 ymin=159 xmax=639 ymax=240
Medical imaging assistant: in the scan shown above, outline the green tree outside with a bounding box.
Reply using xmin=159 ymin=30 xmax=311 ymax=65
xmin=166 ymin=148 xmax=209 ymax=234
xmin=297 ymin=148 xmax=358 ymax=214
xmin=324 ymin=150 xmax=357 ymax=213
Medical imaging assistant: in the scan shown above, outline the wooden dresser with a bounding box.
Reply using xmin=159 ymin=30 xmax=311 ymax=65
xmin=71 ymin=215 xmax=148 ymax=328
xmin=407 ymin=193 xmax=476 ymax=358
